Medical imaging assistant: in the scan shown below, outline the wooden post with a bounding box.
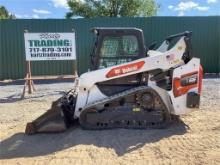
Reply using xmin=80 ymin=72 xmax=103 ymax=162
xmin=72 ymin=28 xmax=78 ymax=78
xmin=21 ymin=61 xmax=35 ymax=98
xmin=27 ymin=61 xmax=31 ymax=94
xmin=73 ymin=60 xmax=78 ymax=78
xmin=21 ymin=79 xmax=27 ymax=99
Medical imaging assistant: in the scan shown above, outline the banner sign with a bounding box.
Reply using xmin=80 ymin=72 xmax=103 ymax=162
xmin=24 ymin=33 xmax=76 ymax=61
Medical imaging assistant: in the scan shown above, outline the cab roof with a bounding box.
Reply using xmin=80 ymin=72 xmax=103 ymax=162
xmin=90 ymin=27 xmax=143 ymax=34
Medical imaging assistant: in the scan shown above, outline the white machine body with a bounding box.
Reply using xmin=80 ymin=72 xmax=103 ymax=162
xmin=72 ymin=37 xmax=202 ymax=118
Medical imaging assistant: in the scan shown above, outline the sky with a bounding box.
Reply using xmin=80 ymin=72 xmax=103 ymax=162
xmin=0 ymin=0 xmax=219 ymax=19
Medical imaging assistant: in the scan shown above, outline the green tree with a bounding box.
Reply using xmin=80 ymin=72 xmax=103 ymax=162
xmin=0 ymin=6 xmax=16 ymax=19
xmin=66 ymin=0 xmax=158 ymax=18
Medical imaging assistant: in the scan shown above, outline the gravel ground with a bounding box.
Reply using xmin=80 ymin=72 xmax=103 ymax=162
xmin=0 ymin=78 xmax=220 ymax=165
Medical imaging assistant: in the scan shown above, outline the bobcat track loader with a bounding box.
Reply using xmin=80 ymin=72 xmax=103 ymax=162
xmin=25 ymin=28 xmax=203 ymax=134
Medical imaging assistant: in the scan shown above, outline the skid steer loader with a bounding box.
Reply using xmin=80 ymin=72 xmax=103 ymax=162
xmin=25 ymin=28 xmax=203 ymax=134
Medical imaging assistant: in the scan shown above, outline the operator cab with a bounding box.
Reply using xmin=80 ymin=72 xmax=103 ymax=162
xmin=90 ymin=27 xmax=146 ymax=70
xmin=90 ymin=27 xmax=148 ymax=96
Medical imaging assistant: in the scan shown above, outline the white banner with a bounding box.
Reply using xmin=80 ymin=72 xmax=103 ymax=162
xmin=24 ymin=33 xmax=76 ymax=61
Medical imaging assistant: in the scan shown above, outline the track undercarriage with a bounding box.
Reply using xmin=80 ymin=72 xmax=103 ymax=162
xmin=64 ymin=86 xmax=171 ymax=130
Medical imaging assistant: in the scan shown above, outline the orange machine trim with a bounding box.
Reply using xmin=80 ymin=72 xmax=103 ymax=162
xmin=173 ymin=71 xmax=198 ymax=97
xmin=198 ymin=65 xmax=203 ymax=94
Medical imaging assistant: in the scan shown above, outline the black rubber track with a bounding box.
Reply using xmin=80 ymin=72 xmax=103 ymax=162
xmin=79 ymin=86 xmax=171 ymax=130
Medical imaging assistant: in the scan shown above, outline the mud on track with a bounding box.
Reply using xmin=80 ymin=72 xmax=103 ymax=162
xmin=0 ymin=79 xmax=220 ymax=165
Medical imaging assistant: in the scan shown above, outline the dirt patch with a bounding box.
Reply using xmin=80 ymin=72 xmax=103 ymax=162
xmin=0 ymin=79 xmax=220 ymax=165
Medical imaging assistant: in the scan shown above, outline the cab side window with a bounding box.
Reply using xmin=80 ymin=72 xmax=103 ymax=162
xmin=99 ymin=35 xmax=139 ymax=69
